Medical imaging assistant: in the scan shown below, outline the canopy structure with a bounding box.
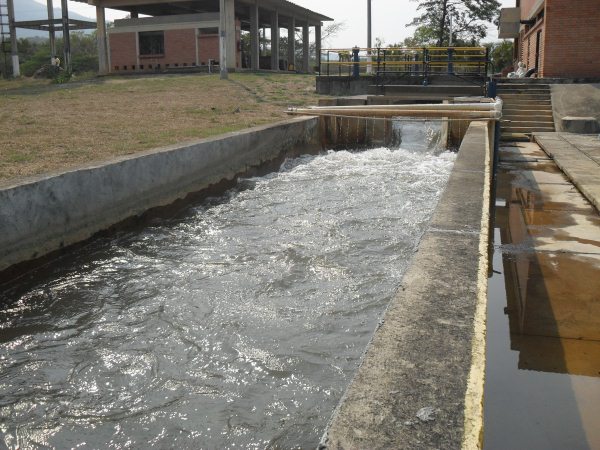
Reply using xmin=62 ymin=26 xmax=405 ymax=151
xmin=74 ymin=0 xmax=332 ymax=74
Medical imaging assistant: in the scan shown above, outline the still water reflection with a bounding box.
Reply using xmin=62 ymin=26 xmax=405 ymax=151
xmin=0 ymin=125 xmax=454 ymax=449
xmin=485 ymin=142 xmax=600 ymax=450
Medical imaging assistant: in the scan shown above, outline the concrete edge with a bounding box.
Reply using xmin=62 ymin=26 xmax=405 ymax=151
xmin=534 ymin=133 xmax=600 ymax=211
xmin=319 ymin=121 xmax=493 ymax=449
xmin=461 ymin=123 xmax=491 ymax=450
xmin=0 ymin=117 xmax=317 ymax=191
xmin=0 ymin=117 xmax=320 ymax=273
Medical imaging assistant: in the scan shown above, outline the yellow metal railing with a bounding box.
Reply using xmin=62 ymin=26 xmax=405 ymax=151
xmin=319 ymin=46 xmax=490 ymax=82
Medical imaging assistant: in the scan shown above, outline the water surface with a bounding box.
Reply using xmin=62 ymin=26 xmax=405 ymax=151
xmin=1 ymin=126 xmax=455 ymax=449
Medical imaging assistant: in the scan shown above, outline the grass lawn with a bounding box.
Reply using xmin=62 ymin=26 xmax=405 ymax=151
xmin=0 ymin=72 xmax=325 ymax=184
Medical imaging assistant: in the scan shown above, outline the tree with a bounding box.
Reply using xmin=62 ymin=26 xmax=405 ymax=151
xmin=402 ymin=26 xmax=438 ymax=47
xmin=408 ymin=0 xmax=501 ymax=47
xmin=485 ymin=40 xmax=513 ymax=73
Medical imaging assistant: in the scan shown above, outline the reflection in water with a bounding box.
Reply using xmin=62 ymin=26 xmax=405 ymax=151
xmin=485 ymin=142 xmax=600 ymax=450
xmin=0 ymin=126 xmax=454 ymax=449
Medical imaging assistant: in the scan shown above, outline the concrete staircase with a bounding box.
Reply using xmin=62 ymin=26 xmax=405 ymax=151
xmin=497 ymin=82 xmax=555 ymax=141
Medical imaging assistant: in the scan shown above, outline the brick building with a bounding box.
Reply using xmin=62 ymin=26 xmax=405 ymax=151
xmin=499 ymin=0 xmax=600 ymax=78
xmin=109 ymin=14 xmax=241 ymax=73
xmin=74 ymin=0 xmax=331 ymax=75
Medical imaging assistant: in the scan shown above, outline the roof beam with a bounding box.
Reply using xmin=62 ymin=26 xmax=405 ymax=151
xmin=14 ymin=19 xmax=97 ymax=30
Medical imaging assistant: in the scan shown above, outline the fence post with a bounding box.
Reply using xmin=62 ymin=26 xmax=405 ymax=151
xmin=487 ymin=79 xmax=497 ymax=98
xmin=352 ymin=46 xmax=360 ymax=79
xmin=423 ymin=48 xmax=429 ymax=85
xmin=447 ymin=47 xmax=454 ymax=74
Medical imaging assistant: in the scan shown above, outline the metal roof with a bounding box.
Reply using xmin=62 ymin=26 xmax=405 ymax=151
xmin=73 ymin=0 xmax=333 ymax=25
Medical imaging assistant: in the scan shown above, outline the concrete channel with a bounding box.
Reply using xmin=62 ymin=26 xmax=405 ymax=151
xmin=0 ymin=108 xmax=497 ymax=447
xmin=0 ymin=117 xmax=321 ymax=274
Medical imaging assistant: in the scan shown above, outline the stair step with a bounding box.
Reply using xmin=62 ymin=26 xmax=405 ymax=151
xmin=501 ymin=132 xmax=531 ymax=142
xmin=504 ymin=118 xmax=554 ymax=124
xmin=503 ymin=108 xmax=553 ymax=114
xmin=502 ymin=126 xmax=556 ymax=133
xmin=499 ymin=93 xmax=551 ymax=99
xmin=503 ymin=100 xmax=552 ymax=109
xmin=499 ymin=96 xmax=552 ymax=101
xmin=502 ymin=122 xmax=555 ymax=127
xmin=502 ymin=111 xmax=554 ymax=122
xmin=497 ymin=83 xmax=551 ymax=88
xmin=497 ymin=87 xmax=551 ymax=91
xmin=497 ymin=90 xmax=551 ymax=96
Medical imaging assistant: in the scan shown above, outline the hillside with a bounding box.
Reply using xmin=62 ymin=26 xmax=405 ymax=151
xmin=14 ymin=0 xmax=94 ymax=38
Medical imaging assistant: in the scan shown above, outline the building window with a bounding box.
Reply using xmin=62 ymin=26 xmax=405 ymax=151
xmin=199 ymin=27 xmax=219 ymax=35
xmin=139 ymin=31 xmax=164 ymax=56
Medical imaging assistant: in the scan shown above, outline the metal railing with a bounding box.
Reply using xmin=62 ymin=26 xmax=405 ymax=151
xmin=319 ymin=46 xmax=490 ymax=86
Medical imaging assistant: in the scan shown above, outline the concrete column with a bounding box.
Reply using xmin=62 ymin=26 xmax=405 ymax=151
xmin=61 ymin=0 xmax=71 ymax=72
xmin=219 ymin=0 xmax=228 ymax=78
xmin=287 ymin=17 xmax=295 ymax=71
xmin=6 ymin=0 xmax=19 ymax=76
xmin=270 ymin=11 xmax=279 ymax=71
xmin=46 ymin=0 xmax=56 ymax=61
xmin=225 ymin=0 xmax=236 ymax=70
xmin=96 ymin=6 xmax=109 ymax=75
xmin=302 ymin=23 xmax=309 ymax=73
xmin=315 ymin=24 xmax=322 ymax=73
xmin=250 ymin=0 xmax=259 ymax=70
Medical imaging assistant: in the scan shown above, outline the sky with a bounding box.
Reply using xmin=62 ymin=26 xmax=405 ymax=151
xmin=35 ymin=0 xmax=516 ymax=47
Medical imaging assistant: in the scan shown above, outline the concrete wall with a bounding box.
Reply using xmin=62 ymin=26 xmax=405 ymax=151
xmin=321 ymin=121 xmax=493 ymax=449
xmin=0 ymin=117 xmax=320 ymax=273
xmin=551 ymin=83 xmax=600 ymax=131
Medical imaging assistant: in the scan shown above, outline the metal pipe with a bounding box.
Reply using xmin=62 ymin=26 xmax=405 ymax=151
xmin=287 ymin=109 xmax=501 ymax=119
xmin=303 ymin=102 xmax=500 ymax=112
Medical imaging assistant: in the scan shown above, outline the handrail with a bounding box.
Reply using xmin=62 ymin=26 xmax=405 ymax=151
xmin=323 ymin=47 xmax=487 ymax=52
xmin=318 ymin=46 xmax=490 ymax=90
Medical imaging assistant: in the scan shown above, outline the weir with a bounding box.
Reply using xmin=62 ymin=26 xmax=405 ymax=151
xmin=0 ymin=109 xmax=498 ymax=448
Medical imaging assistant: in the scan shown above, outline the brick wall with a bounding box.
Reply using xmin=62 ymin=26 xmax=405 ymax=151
xmin=162 ymin=28 xmax=197 ymax=67
xmin=543 ymin=0 xmax=600 ymax=77
xmin=519 ymin=20 xmax=545 ymax=75
xmin=109 ymin=19 xmax=242 ymax=73
xmin=110 ymin=33 xmax=137 ymax=71
xmin=198 ymin=34 xmax=219 ymax=66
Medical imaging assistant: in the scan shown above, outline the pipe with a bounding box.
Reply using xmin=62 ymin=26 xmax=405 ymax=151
xmin=287 ymin=109 xmax=501 ymax=119
xmin=304 ymin=103 xmax=498 ymax=112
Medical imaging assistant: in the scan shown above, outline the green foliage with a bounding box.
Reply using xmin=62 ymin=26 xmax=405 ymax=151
xmin=1 ymin=31 xmax=98 ymax=78
xmin=408 ymin=0 xmax=501 ymax=46
xmin=401 ymin=26 xmax=439 ymax=47
xmin=52 ymin=69 xmax=72 ymax=84
xmin=485 ymin=40 xmax=513 ymax=73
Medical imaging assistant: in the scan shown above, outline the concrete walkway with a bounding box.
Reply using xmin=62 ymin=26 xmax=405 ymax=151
xmin=321 ymin=122 xmax=492 ymax=449
xmin=534 ymin=132 xmax=600 ymax=211
xmin=487 ymin=139 xmax=600 ymax=448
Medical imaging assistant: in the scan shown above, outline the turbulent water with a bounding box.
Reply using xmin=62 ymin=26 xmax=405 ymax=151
xmin=0 ymin=123 xmax=455 ymax=449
